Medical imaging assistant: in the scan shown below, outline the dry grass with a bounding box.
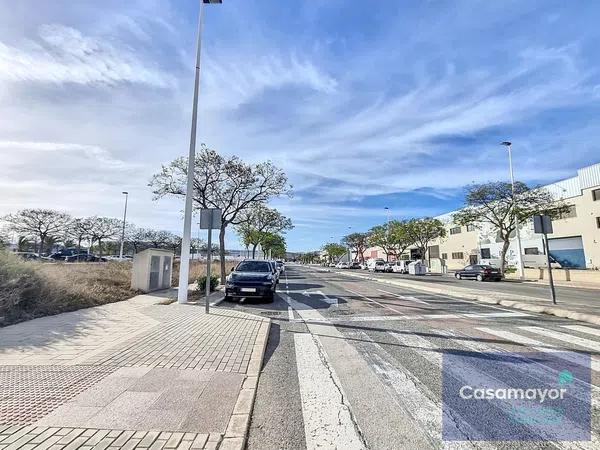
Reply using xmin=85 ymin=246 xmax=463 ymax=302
xmin=0 ymin=251 xmax=232 ymax=326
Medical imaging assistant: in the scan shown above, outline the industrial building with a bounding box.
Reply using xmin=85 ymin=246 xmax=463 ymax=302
xmin=363 ymin=161 xmax=600 ymax=271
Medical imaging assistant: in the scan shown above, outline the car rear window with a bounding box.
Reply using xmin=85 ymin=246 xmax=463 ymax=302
xmin=236 ymin=261 xmax=272 ymax=272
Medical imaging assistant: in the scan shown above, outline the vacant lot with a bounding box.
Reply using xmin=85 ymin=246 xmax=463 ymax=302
xmin=0 ymin=251 xmax=224 ymax=326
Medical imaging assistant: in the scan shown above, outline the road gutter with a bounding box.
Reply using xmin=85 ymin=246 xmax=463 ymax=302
xmin=330 ymin=270 xmax=600 ymax=326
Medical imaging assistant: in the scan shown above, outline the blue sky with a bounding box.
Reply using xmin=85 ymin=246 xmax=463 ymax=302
xmin=1 ymin=1 xmax=600 ymax=251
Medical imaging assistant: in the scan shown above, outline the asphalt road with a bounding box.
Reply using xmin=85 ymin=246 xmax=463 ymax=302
xmin=335 ymin=268 xmax=600 ymax=308
xmin=216 ymin=264 xmax=600 ymax=450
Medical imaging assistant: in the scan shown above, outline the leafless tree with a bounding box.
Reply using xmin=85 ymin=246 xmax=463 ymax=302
xmin=150 ymin=146 xmax=292 ymax=281
xmin=88 ymin=217 xmax=121 ymax=257
xmin=2 ymin=209 xmax=71 ymax=254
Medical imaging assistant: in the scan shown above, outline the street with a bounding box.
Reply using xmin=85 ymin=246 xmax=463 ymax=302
xmin=345 ymin=269 xmax=600 ymax=308
xmin=217 ymin=264 xmax=599 ymax=450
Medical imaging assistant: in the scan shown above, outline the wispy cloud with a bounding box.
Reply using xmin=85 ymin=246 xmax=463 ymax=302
xmin=202 ymin=52 xmax=338 ymax=109
xmin=0 ymin=24 xmax=175 ymax=87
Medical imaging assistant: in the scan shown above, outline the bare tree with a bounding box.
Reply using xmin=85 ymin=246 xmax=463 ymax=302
xmin=453 ymin=181 xmax=569 ymax=274
xmin=150 ymin=146 xmax=292 ymax=281
xmin=88 ymin=217 xmax=121 ymax=257
xmin=2 ymin=209 xmax=71 ymax=255
xmin=69 ymin=218 xmax=94 ymax=258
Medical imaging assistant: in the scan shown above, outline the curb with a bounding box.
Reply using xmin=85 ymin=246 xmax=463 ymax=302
xmin=220 ymin=317 xmax=271 ymax=450
xmin=332 ymin=270 xmax=600 ymax=327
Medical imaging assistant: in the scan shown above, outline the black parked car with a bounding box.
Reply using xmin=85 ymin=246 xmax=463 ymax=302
xmin=455 ymin=265 xmax=503 ymax=282
xmin=225 ymin=260 xmax=277 ymax=302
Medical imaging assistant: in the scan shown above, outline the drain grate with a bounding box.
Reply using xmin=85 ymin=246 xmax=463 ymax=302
xmin=260 ymin=311 xmax=282 ymax=316
xmin=0 ymin=365 xmax=116 ymax=425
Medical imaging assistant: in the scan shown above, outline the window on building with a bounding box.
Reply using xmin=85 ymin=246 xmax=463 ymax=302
xmin=450 ymin=226 xmax=462 ymax=235
xmin=452 ymin=252 xmax=464 ymax=259
xmin=401 ymin=254 xmax=409 ymax=260
xmin=480 ymin=248 xmax=491 ymax=259
xmin=441 ymin=253 xmax=447 ymax=260
xmin=466 ymin=224 xmax=476 ymax=232
xmin=524 ymin=247 xmax=539 ymax=255
xmin=559 ymin=205 xmax=577 ymax=219
xmin=592 ymin=188 xmax=600 ymax=201
xmin=597 ymin=217 xmax=600 ymax=229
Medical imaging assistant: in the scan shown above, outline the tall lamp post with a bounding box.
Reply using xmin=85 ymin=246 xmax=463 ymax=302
xmin=178 ymin=0 xmax=222 ymax=304
xmin=384 ymin=207 xmax=391 ymax=261
xmin=119 ymin=191 xmax=129 ymax=259
xmin=501 ymin=141 xmax=525 ymax=279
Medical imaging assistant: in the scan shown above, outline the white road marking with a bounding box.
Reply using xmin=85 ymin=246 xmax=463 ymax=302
xmin=477 ymin=327 xmax=600 ymax=372
xmin=460 ymin=311 xmax=530 ymax=318
xmin=377 ymin=289 xmax=428 ymax=305
xmin=288 ymin=306 xmax=294 ymax=321
xmin=561 ymin=325 xmax=600 ymax=338
xmin=344 ymin=288 xmax=405 ymax=315
xmin=354 ymin=331 xmax=490 ymax=449
xmin=521 ymin=326 xmax=600 ymax=352
xmin=391 ymin=331 xmax=594 ymax=448
xmin=294 ymin=333 xmax=366 ymax=450
xmin=375 ymin=288 xmax=428 ymax=305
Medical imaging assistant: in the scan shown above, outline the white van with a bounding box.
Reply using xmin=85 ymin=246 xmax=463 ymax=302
xmin=367 ymin=258 xmax=386 ymax=272
xmin=391 ymin=260 xmax=413 ymax=274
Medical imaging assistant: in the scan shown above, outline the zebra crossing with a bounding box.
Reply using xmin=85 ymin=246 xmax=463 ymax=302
xmin=346 ymin=321 xmax=599 ymax=449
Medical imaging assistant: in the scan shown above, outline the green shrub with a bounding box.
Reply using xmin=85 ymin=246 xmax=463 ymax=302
xmin=197 ymin=274 xmax=220 ymax=292
xmin=504 ymin=266 xmax=517 ymax=274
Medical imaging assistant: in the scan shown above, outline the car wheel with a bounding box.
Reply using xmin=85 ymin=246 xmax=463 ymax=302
xmin=455 ymin=273 xmax=461 ymax=280
xmin=476 ymin=274 xmax=484 ymax=282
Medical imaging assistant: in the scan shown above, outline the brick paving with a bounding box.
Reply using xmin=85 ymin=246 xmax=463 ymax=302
xmin=0 ymin=293 xmax=270 ymax=449
xmin=0 ymin=425 xmax=223 ymax=449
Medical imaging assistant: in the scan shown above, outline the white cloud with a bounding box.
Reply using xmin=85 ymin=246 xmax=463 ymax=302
xmin=0 ymin=24 xmax=175 ymax=88
xmin=202 ymin=52 xmax=338 ymax=109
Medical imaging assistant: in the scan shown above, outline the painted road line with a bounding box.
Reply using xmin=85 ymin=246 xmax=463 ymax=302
xmin=561 ymin=325 xmax=600 ymax=338
xmin=288 ymin=306 xmax=294 ymax=321
xmin=521 ymin=326 xmax=600 ymax=352
xmin=344 ymin=288 xmax=406 ymax=316
xmin=294 ymin=333 xmax=366 ymax=450
xmin=375 ymin=289 xmax=428 ymax=305
xmin=353 ymin=331 xmax=489 ymax=449
xmin=460 ymin=311 xmax=530 ymax=318
xmin=477 ymin=327 xmax=600 ymax=373
xmin=390 ymin=331 xmax=593 ymax=447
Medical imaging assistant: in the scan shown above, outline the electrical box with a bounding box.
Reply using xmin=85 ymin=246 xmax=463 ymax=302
xmin=131 ymin=249 xmax=174 ymax=292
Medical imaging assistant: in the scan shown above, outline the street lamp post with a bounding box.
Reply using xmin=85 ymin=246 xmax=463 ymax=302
xmin=178 ymin=0 xmax=222 ymax=304
xmin=347 ymin=226 xmax=352 ymax=262
xmin=384 ymin=207 xmax=391 ymax=261
xmin=119 ymin=191 xmax=128 ymax=259
xmin=501 ymin=141 xmax=525 ymax=279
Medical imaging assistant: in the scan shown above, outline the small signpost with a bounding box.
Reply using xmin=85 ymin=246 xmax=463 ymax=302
xmin=533 ymin=215 xmax=556 ymax=304
xmin=200 ymin=208 xmax=222 ymax=313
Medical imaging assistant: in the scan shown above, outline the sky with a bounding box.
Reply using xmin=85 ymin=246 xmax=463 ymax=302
xmin=1 ymin=0 xmax=600 ymax=251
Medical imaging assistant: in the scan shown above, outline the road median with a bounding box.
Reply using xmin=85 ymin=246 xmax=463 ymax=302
xmin=331 ymin=270 xmax=600 ymax=326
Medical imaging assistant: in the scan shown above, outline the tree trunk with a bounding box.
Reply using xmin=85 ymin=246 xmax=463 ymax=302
xmin=500 ymin=237 xmax=511 ymax=275
xmin=98 ymin=239 xmax=103 ymax=257
xmin=38 ymin=234 xmax=45 ymax=255
xmin=219 ymin=226 xmax=226 ymax=283
xmin=252 ymin=243 xmax=258 ymax=258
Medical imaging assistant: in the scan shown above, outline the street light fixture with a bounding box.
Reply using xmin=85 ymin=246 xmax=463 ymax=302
xmin=178 ymin=0 xmax=222 ymax=304
xmin=500 ymin=141 xmax=525 ymax=279
xmin=119 ymin=192 xmax=129 ymax=260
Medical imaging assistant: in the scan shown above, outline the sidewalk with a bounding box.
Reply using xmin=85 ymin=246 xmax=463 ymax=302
xmin=0 ymin=290 xmax=270 ymax=450
xmin=333 ymin=270 xmax=600 ymax=326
